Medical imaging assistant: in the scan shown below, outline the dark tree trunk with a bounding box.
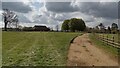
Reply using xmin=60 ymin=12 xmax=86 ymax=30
xmin=4 ymin=22 xmax=8 ymax=31
xmin=4 ymin=16 xmax=8 ymax=31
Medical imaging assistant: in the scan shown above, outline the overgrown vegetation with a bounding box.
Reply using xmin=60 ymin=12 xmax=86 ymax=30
xmin=86 ymin=23 xmax=119 ymax=34
xmin=2 ymin=32 xmax=82 ymax=66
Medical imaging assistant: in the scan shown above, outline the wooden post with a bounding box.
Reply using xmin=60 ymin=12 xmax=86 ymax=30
xmin=113 ymin=36 xmax=114 ymax=45
xmin=103 ymin=34 xmax=104 ymax=45
xmin=118 ymin=33 xmax=120 ymax=48
xmin=107 ymin=35 xmax=108 ymax=45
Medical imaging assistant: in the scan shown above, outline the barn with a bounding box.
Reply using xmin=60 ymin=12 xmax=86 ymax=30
xmin=34 ymin=25 xmax=50 ymax=31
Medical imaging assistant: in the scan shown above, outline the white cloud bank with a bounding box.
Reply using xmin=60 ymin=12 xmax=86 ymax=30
xmin=1 ymin=0 xmax=119 ymax=30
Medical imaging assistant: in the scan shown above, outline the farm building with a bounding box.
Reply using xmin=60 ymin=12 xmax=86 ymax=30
xmin=34 ymin=25 xmax=50 ymax=31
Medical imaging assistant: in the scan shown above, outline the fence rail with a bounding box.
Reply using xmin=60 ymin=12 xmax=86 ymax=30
xmin=94 ymin=33 xmax=120 ymax=49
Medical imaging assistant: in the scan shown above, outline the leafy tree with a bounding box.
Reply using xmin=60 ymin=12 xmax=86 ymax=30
xmin=62 ymin=19 xmax=70 ymax=31
xmin=62 ymin=18 xmax=86 ymax=32
xmin=111 ymin=23 xmax=118 ymax=30
xmin=98 ymin=23 xmax=105 ymax=29
xmin=107 ymin=26 xmax=111 ymax=33
xmin=98 ymin=23 xmax=105 ymax=33
xmin=69 ymin=18 xmax=86 ymax=32
xmin=94 ymin=26 xmax=100 ymax=33
xmin=111 ymin=23 xmax=118 ymax=34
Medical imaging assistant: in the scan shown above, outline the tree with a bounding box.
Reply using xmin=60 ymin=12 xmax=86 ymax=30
xmin=2 ymin=9 xmax=18 ymax=31
xmin=98 ymin=23 xmax=105 ymax=33
xmin=61 ymin=18 xmax=86 ymax=32
xmin=107 ymin=26 xmax=111 ymax=33
xmin=111 ymin=23 xmax=118 ymax=30
xmin=69 ymin=18 xmax=86 ymax=32
xmin=98 ymin=23 xmax=105 ymax=29
xmin=94 ymin=26 xmax=99 ymax=33
xmin=111 ymin=23 xmax=118 ymax=34
xmin=61 ymin=19 xmax=70 ymax=31
xmin=2 ymin=9 xmax=9 ymax=31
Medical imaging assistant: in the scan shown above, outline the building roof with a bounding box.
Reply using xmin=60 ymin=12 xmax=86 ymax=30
xmin=34 ymin=25 xmax=47 ymax=27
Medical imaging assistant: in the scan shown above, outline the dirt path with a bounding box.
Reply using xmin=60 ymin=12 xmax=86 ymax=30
xmin=67 ymin=33 xmax=118 ymax=66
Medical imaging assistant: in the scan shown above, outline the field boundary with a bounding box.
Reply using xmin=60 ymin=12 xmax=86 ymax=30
xmin=70 ymin=33 xmax=84 ymax=44
xmin=94 ymin=33 xmax=120 ymax=49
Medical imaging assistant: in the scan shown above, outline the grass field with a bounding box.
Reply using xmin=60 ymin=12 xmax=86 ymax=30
xmin=0 ymin=30 xmax=2 ymax=67
xmin=89 ymin=33 xmax=118 ymax=56
xmin=2 ymin=32 xmax=81 ymax=66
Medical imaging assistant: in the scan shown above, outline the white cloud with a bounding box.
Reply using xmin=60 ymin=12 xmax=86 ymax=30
xmin=2 ymin=0 xmax=119 ymax=2
xmin=0 ymin=22 xmax=4 ymax=28
xmin=1 ymin=1 xmax=119 ymax=30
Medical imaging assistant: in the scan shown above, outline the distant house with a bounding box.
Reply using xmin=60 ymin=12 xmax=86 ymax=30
xmin=34 ymin=25 xmax=50 ymax=31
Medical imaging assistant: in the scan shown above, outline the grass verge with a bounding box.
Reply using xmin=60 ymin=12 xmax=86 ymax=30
xmin=89 ymin=33 xmax=118 ymax=56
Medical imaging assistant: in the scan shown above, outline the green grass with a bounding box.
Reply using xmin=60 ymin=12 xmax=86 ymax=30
xmin=2 ymin=32 xmax=82 ymax=66
xmin=0 ymin=30 xmax=2 ymax=67
xmin=89 ymin=33 xmax=118 ymax=56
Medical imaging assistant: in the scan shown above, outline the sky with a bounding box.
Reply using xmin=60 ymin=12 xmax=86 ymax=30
xmin=0 ymin=0 xmax=120 ymax=30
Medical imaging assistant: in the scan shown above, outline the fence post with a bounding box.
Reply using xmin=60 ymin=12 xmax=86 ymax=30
xmin=113 ymin=36 xmax=114 ymax=42
xmin=118 ymin=33 xmax=120 ymax=48
xmin=113 ymin=36 xmax=114 ymax=46
xmin=107 ymin=35 xmax=108 ymax=45
xmin=103 ymin=34 xmax=104 ymax=45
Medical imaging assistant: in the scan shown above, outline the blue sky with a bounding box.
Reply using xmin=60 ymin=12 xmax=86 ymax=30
xmin=0 ymin=0 xmax=120 ymax=30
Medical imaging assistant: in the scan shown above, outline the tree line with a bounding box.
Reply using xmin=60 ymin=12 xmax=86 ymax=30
xmin=86 ymin=23 xmax=119 ymax=34
xmin=61 ymin=18 xmax=119 ymax=34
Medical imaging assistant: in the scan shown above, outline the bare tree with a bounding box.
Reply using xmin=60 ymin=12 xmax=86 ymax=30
xmin=2 ymin=9 xmax=19 ymax=31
